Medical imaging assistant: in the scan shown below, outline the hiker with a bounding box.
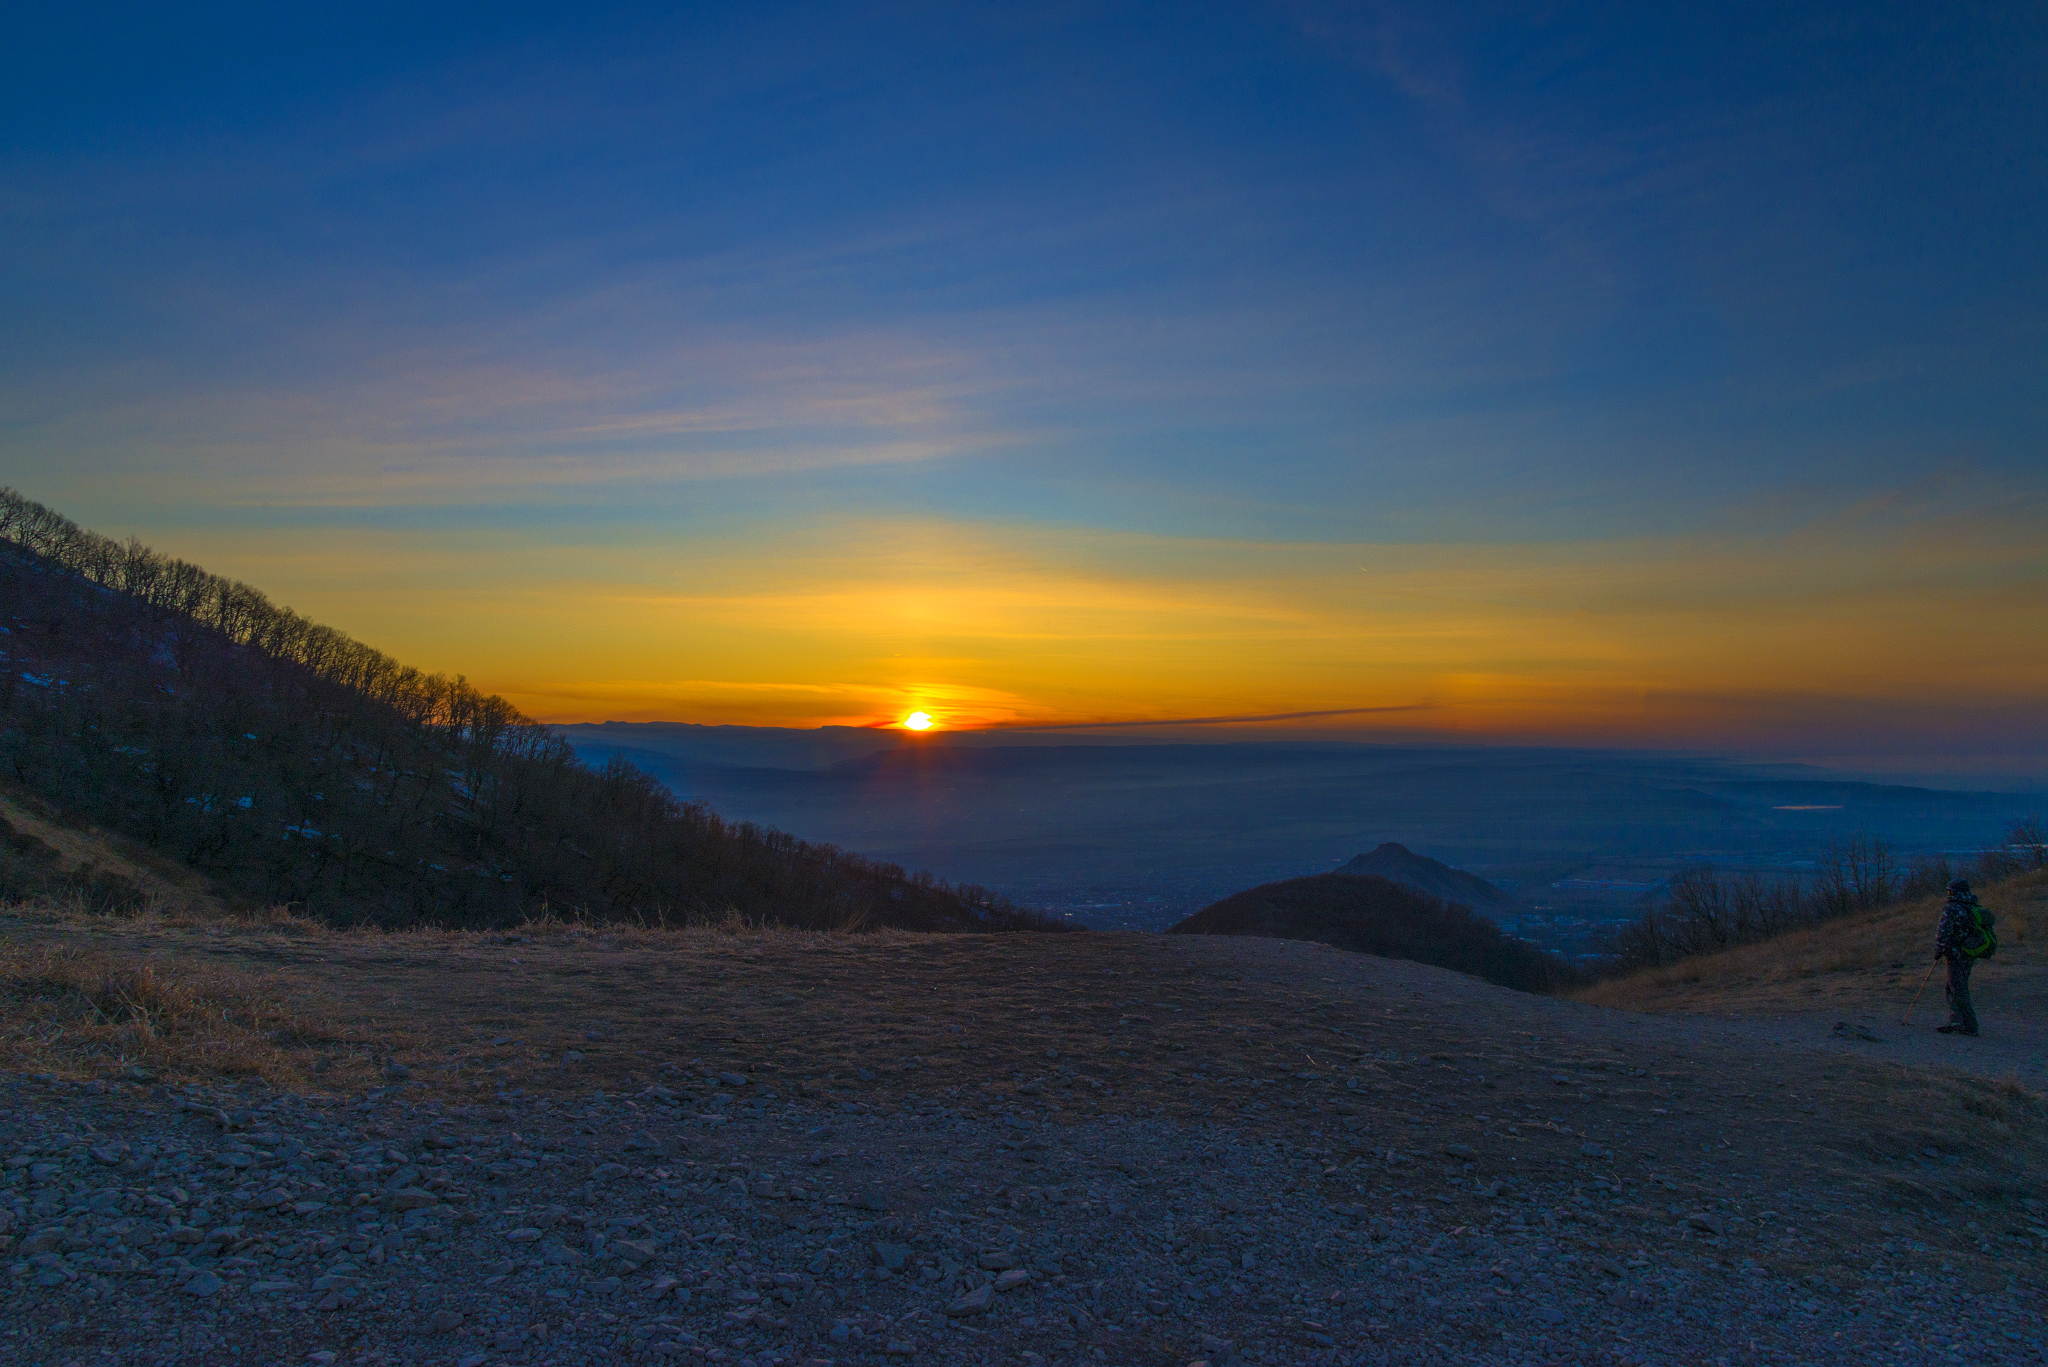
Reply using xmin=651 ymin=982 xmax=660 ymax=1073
xmin=1934 ymin=878 xmax=1995 ymax=1036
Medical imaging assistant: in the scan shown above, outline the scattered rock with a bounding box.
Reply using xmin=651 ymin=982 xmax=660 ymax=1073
xmin=947 ymin=1283 xmax=993 ymax=1316
xmin=384 ymin=1187 xmax=436 ymax=1211
xmin=183 ymin=1270 xmax=223 ymax=1296
xmin=425 ymin=1309 xmax=465 ymax=1333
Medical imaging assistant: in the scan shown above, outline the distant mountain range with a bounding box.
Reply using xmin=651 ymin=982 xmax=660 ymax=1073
xmin=1338 ymin=842 xmax=1521 ymax=912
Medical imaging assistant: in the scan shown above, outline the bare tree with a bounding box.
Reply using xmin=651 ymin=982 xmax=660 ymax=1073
xmin=1811 ymin=833 xmax=1900 ymax=918
xmin=1601 ymin=908 xmax=1675 ymax=971
xmin=1664 ymin=866 xmax=1738 ymax=953
xmin=1902 ymin=855 xmax=1956 ymax=900
xmin=2009 ymin=813 xmax=2048 ymax=871
xmin=1602 ymin=864 xmax=1817 ymax=969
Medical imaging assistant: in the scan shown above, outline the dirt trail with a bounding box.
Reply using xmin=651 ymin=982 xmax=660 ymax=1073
xmin=1657 ymin=963 xmax=2048 ymax=1091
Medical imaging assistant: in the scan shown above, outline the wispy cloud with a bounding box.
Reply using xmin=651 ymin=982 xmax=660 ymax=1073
xmin=982 ymin=704 xmax=1437 ymax=730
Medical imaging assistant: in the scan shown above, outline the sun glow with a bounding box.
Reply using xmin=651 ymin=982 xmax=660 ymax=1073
xmin=902 ymin=710 xmax=934 ymax=730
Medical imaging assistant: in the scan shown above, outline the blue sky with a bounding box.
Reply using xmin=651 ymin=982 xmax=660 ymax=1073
xmin=4 ymin=2 xmax=2044 ymax=772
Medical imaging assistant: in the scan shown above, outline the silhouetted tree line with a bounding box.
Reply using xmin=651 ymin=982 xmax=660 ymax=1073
xmin=1600 ymin=823 xmax=2047 ymax=971
xmin=1169 ymin=873 xmax=1583 ymax=994
xmin=0 ymin=489 xmax=1067 ymax=933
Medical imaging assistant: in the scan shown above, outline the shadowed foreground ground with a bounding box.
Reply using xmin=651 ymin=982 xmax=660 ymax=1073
xmin=2 ymin=912 xmax=2043 ymax=1365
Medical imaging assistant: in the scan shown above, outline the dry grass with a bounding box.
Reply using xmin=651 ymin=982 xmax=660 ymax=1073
xmin=1577 ymin=868 xmax=2047 ymax=1014
xmin=0 ymin=938 xmax=384 ymax=1091
xmin=0 ymin=789 xmax=237 ymax=918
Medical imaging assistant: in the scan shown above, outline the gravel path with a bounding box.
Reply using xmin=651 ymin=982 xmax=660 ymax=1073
xmin=1694 ymin=1010 xmax=2048 ymax=1091
xmin=5 ymin=1041 xmax=2044 ymax=1367
xmin=1626 ymin=964 xmax=2048 ymax=1093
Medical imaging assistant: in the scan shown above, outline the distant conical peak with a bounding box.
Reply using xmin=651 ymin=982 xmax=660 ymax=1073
xmin=1336 ymin=842 xmax=1518 ymax=910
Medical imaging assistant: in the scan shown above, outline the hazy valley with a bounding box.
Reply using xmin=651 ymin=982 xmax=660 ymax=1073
xmin=558 ymin=722 xmax=2044 ymax=952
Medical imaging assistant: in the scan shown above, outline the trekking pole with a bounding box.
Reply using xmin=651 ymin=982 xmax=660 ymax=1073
xmin=1901 ymin=959 xmax=1938 ymax=1026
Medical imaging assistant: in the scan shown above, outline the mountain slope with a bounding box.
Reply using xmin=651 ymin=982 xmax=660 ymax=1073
xmin=0 ymin=489 xmax=1060 ymax=933
xmin=1579 ymin=868 xmax=2044 ymax=1016
xmin=1166 ymin=872 xmax=1578 ymax=992
xmin=1337 ymin=840 xmax=1520 ymax=912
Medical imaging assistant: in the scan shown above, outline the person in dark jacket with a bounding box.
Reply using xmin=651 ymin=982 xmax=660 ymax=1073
xmin=1934 ymin=879 xmax=1985 ymax=1036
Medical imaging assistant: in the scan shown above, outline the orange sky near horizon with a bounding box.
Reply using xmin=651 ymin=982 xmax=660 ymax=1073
xmin=127 ymin=490 xmax=2047 ymax=768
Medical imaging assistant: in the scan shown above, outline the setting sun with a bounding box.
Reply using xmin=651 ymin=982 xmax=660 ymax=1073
xmin=903 ymin=711 xmax=934 ymax=731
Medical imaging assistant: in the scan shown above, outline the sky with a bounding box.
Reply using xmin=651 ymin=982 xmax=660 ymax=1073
xmin=4 ymin=2 xmax=2045 ymax=778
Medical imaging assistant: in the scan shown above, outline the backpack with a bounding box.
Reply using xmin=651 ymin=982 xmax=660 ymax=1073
xmin=1960 ymin=898 xmax=1998 ymax=959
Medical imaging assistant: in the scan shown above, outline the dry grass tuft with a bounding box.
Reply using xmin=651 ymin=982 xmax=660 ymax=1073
xmin=0 ymin=940 xmax=378 ymax=1089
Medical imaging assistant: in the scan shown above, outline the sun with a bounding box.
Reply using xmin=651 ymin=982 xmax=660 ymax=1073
xmin=903 ymin=711 xmax=934 ymax=731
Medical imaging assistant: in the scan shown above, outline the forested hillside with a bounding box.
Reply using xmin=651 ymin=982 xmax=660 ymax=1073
xmin=1169 ymin=872 xmax=1580 ymax=992
xmin=0 ymin=490 xmax=1061 ymax=932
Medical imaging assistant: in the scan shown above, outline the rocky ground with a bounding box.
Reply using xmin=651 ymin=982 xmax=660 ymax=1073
xmin=4 ymin=927 xmax=2046 ymax=1366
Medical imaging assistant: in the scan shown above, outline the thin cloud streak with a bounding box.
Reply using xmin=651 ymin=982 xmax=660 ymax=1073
xmin=972 ymin=704 xmax=1438 ymax=730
